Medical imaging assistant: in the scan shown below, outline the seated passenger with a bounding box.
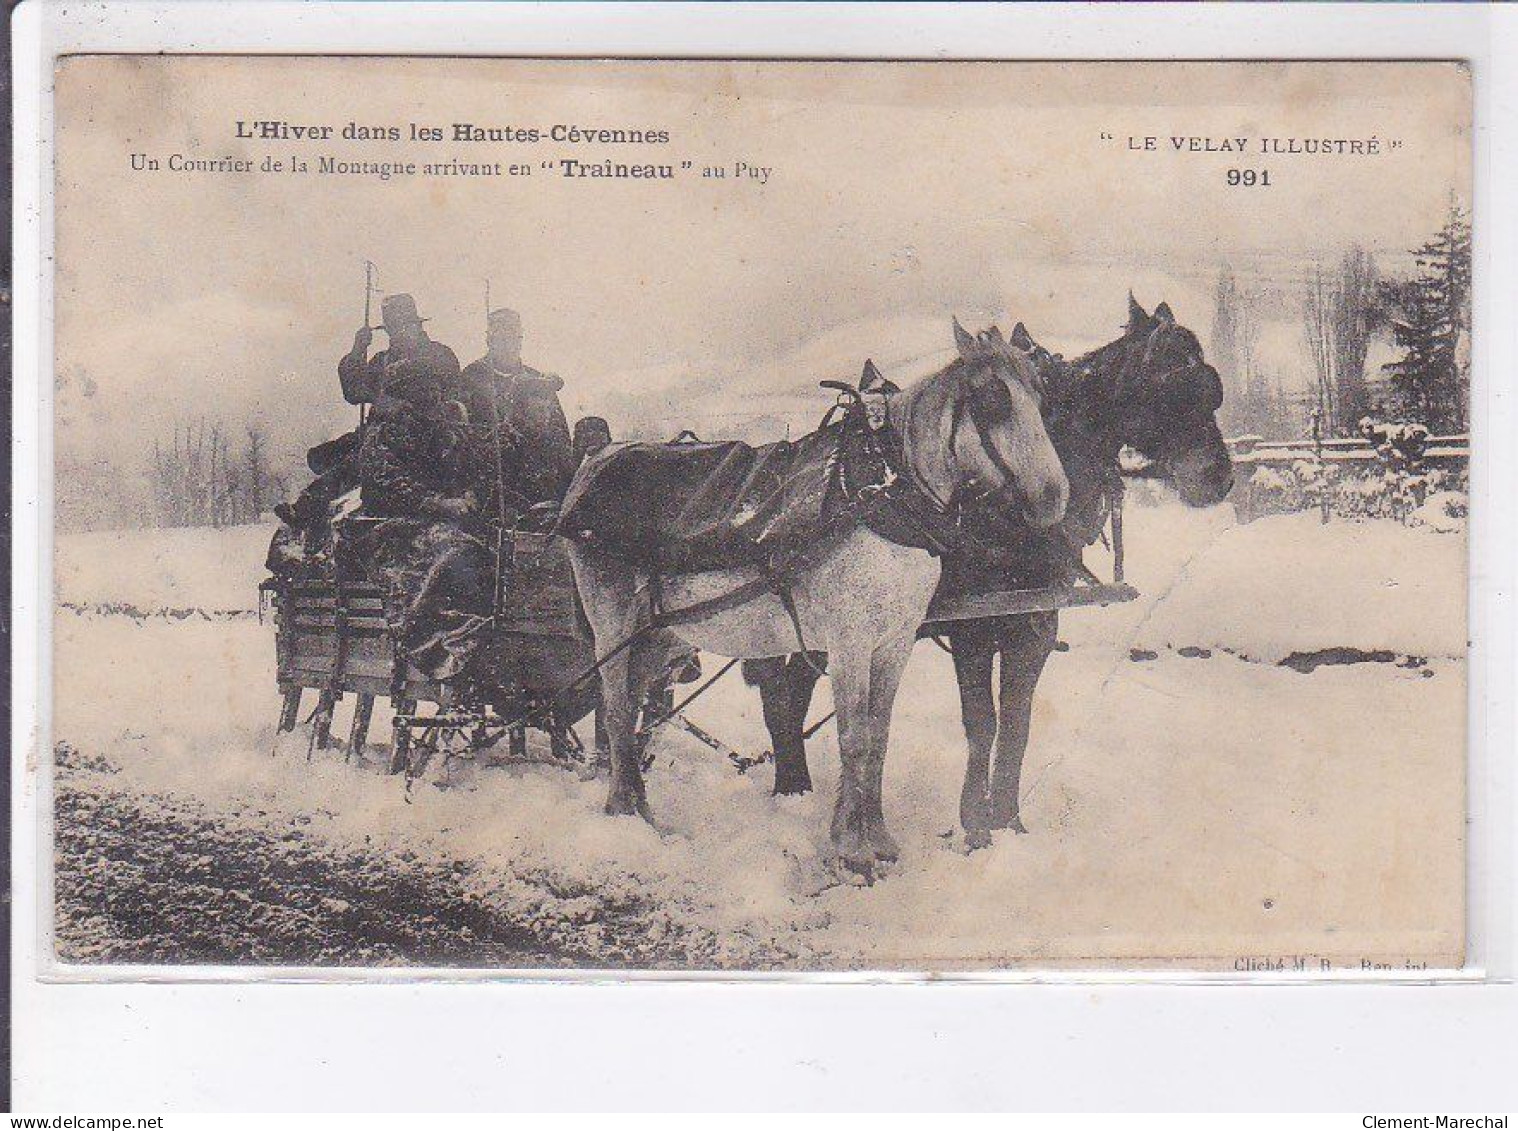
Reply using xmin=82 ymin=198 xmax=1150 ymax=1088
xmin=456 ymin=307 xmax=576 ymax=505
xmin=340 ymin=292 xmax=463 ymax=409
xmin=572 ymin=415 xmax=613 ymax=467
xmin=268 ymin=293 xmax=463 ymax=581
xmin=341 ymin=361 xmax=513 ymax=698
xmin=264 ymin=434 xmax=363 ymax=580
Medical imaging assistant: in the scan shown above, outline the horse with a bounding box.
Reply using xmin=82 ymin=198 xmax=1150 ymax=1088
xmin=561 ymin=321 xmax=1068 ymax=878
xmin=747 ymin=296 xmax=1234 ymax=848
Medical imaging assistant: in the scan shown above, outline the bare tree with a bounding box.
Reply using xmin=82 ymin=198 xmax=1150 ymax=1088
xmin=1304 ymin=248 xmax=1381 ymax=436
xmin=244 ymin=425 xmax=272 ymax=522
xmin=1213 ymin=267 xmax=1279 ymax=437
xmin=149 ymin=417 xmax=282 ymax=528
xmin=1303 ymin=265 xmax=1337 ymax=434
xmin=1331 ymin=246 xmax=1378 ymax=431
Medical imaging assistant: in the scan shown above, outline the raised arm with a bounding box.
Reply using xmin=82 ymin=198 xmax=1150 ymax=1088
xmin=338 ymin=326 xmax=377 ymax=404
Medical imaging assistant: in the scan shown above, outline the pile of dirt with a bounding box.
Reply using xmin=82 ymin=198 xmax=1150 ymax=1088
xmin=52 ymin=745 xmax=696 ymax=968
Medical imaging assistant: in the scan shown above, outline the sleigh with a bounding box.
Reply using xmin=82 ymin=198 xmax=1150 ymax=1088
xmin=265 ymin=426 xmax=1140 ymax=783
xmin=263 ymin=525 xmax=602 ymax=779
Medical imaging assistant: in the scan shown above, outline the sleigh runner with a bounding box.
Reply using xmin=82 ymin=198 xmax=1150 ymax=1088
xmin=264 ymin=526 xmax=602 ymax=777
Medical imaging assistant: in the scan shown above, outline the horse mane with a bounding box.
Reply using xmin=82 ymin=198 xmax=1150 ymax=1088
xmin=888 ymin=352 xmax=974 ymax=504
xmin=953 ymin=324 xmax=1136 ymax=570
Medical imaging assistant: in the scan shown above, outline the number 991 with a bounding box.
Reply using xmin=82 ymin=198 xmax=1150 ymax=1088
xmin=1226 ymin=169 xmax=1271 ymax=187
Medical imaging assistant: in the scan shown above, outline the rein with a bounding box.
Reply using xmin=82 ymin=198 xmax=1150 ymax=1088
xmin=519 ymin=357 xmax=1044 ymax=737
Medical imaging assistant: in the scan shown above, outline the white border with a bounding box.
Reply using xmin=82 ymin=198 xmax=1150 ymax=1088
xmin=13 ymin=1 xmax=1518 ymax=1110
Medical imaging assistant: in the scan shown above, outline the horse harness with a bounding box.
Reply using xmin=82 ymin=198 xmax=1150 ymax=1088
xmin=641 ymin=368 xmax=1053 ymax=666
xmin=526 ymin=363 xmax=1061 ymax=734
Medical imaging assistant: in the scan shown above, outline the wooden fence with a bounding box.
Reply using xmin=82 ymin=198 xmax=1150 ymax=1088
xmin=1224 ymin=433 xmax=1469 ymax=522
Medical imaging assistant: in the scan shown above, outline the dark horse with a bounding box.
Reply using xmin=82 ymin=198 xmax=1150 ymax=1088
xmin=745 ymin=296 xmax=1234 ymax=846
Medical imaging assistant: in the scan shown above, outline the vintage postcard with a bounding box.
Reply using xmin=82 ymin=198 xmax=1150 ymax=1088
xmin=49 ymin=57 xmax=1471 ymax=973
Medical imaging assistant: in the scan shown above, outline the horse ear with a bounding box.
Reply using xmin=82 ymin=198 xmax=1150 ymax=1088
xmin=952 ymin=316 xmax=976 ymax=358
xmin=1009 ymin=322 xmax=1034 ymax=350
xmin=1128 ymin=292 xmax=1150 ymax=329
xmin=860 ymin=358 xmax=899 ymax=394
xmin=982 ymin=325 xmax=1006 ymax=349
xmin=1154 ymin=301 xmax=1175 ymax=324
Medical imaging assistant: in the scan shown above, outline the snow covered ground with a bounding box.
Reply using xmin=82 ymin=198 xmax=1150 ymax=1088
xmin=49 ymin=501 xmax=1467 ymax=970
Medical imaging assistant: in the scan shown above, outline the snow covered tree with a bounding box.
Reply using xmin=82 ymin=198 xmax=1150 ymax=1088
xmin=150 ymin=419 xmax=283 ymax=527
xmin=1380 ymin=201 xmax=1470 ymax=433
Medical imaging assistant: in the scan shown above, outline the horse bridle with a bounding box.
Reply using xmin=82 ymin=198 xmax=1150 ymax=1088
xmin=950 ymin=360 xmax=1047 ymax=512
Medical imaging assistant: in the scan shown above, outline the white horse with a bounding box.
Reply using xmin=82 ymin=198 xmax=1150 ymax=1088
xmin=566 ymin=322 xmax=1067 ymax=878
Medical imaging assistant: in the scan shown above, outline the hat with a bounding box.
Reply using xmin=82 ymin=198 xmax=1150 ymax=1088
xmin=572 ymin=415 xmax=612 ymax=461
xmin=380 ymin=293 xmax=428 ymax=329
xmin=488 ymin=307 xmax=523 ymax=335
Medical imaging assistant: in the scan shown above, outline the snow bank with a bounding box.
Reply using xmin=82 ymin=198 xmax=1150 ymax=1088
xmin=55 ymin=524 xmax=273 ymax=613
xmin=1410 ymin=490 xmax=1468 ymax=535
xmin=1114 ymin=507 xmax=1466 ymax=662
xmin=52 ymin=609 xmax=1465 ymax=968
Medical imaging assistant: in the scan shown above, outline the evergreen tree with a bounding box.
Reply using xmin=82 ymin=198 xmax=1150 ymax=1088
xmin=1381 ymin=201 xmax=1470 ymax=433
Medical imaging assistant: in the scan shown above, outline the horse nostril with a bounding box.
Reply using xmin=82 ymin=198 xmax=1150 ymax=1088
xmin=1027 ymin=477 xmax=1068 ymax=525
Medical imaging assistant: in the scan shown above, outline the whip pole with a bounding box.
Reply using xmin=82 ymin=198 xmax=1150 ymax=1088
xmin=487 ymin=279 xmax=511 ymax=618
xmin=359 ymin=260 xmax=376 ymax=427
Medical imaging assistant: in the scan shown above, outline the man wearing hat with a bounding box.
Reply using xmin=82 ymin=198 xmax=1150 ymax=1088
xmin=342 ymin=353 xmax=510 ymax=698
xmin=266 ymin=293 xmax=465 ymax=577
xmin=456 ymin=307 xmax=576 ymax=504
xmin=340 ymin=292 xmax=462 ymax=410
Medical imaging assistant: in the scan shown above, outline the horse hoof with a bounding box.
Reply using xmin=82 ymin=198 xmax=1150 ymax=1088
xmin=834 ymin=854 xmax=876 ymax=886
xmin=964 ymin=827 xmax=992 ymax=852
xmin=990 ymin=810 xmax=1029 ymax=834
xmin=832 ymin=828 xmax=877 ymax=884
xmin=866 ymin=823 xmax=901 ymax=864
xmin=604 ymin=791 xmax=653 ymax=824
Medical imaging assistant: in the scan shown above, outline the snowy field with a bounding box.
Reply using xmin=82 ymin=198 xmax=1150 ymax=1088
xmin=49 ymin=501 xmax=1467 ymax=970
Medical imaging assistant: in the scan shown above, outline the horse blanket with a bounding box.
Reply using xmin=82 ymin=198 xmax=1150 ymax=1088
xmin=556 ymin=425 xmax=850 ymax=575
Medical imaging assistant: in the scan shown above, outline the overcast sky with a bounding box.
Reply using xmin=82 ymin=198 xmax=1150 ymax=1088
xmin=54 ymin=58 xmax=1468 ymax=517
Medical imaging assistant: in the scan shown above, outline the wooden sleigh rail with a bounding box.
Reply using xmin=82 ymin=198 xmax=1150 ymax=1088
xmin=923 ymin=579 xmax=1139 ymax=625
xmin=924 ymin=476 xmax=1137 ymax=626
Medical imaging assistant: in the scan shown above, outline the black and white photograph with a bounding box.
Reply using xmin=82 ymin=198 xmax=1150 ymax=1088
xmin=46 ymin=56 xmax=1472 ymax=973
